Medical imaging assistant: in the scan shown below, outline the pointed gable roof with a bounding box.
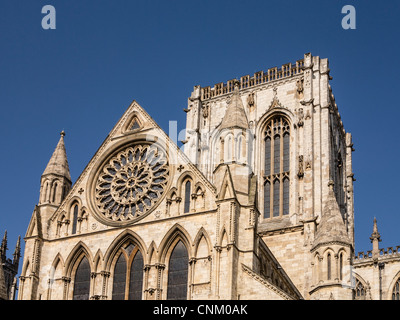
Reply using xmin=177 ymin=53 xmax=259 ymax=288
xmin=220 ymin=80 xmax=249 ymax=130
xmin=312 ymin=181 xmax=351 ymax=249
xmin=50 ymin=99 xmax=217 ymax=223
xmin=42 ymin=131 xmax=71 ymax=182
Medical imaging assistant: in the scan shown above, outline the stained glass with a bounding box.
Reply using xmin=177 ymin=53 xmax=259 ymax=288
xmin=73 ymin=257 xmax=91 ymax=300
xmin=167 ymin=241 xmax=188 ymax=300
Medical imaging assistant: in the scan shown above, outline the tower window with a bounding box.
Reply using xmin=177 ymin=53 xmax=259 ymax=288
xmin=327 ymin=253 xmax=332 ymax=280
xmin=263 ymin=116 xmax=290 ymax=218
xmin=339 ymin=253 xmax=343 ymax=281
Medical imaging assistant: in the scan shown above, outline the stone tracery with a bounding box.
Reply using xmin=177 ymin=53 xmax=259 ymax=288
xmin=95 ymin=144 xmax=169 ymax=223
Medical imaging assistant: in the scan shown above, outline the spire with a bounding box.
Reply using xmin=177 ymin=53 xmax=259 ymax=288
xmin=312 ymin=181 xmax=351 ymax=249
xmin=42 ymin=131 xmax=71 ymax=182
xmin=220 ymin=80 xmax=249 ymax=130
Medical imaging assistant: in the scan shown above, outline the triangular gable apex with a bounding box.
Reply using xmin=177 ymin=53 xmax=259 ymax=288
xmin=52 ymin=99 xmax=216 ymax=219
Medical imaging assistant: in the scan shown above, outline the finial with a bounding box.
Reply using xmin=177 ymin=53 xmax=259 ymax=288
xmin=60 ymin=130 xmax=66 ymax=137
xmin=370 ymin=217 xmax=381 ymax=242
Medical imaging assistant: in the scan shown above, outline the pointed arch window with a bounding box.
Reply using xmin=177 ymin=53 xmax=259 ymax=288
xmin=225 ymin=135 xmax=233 ymax=162
xmin=184 ymin=180 xmax=191 ymax=213
xmin=355 ymin=279 xmax=366 ymax=300
xmin=73 ymin=256 xmax=91 ymax=300
xmin=263 ymin=116 xmax=290 ymax=218
xmin=71 ymin=204 xmax=79 ymax=235
xmin=167 ymin=240 xmax=188 ymax=300
xmin=327 ymin=253 xmax=332 ymax=280
xmin=52 ymin=182 xmax=58 ymax=203
xmin=339 ymin=253 xmax=343 ymax=281
xmin=237 ymin=135 xmax=242 ymax=161
xmin=112 ymin=243 xmax=144 ymax=300
xmin=129 ymin=250 xmax=144 ymax=300
xmin=393 ymin=278 xmax=400 ymax=300
xmin=42 ymin=180 xmax=50 ymax=203
xmin=112 ymin=252 xmax=127 ymax=300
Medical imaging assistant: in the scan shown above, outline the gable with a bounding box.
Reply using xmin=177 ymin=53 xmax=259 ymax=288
xmin=49 ymin=100 xmax=217 ymax=232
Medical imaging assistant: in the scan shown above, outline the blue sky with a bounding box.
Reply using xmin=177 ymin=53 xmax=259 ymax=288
xmin=1 ymin=0 xmax=399 ymax=268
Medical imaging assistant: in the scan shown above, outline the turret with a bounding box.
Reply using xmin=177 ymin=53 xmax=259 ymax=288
xmin=39 ymin=131 xmax=72 ymax=208
xmin=310 ymin=181 xmax=354 ymax=300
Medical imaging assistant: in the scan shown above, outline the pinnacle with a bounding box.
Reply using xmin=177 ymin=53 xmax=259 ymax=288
xmin=370 ymin=217 xmax=381 ymax=242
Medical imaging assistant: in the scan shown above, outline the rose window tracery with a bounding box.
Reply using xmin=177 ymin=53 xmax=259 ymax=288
xmin=94 ymin=144 xmax=169 ymax=223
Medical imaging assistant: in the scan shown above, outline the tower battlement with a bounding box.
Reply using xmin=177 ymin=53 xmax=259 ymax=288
xmin=355 ymin=246 xmax=400 ymax=262
xmin=199 ymin=58 xmax=304 ymax=101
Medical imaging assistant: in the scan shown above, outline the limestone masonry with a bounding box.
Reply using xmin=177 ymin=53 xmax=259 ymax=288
xmin=15 ymin=53 xmax=400 ymax=300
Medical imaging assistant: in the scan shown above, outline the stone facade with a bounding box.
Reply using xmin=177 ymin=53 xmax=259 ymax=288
xmin=18 ymin=53 xmax=400 ymax=300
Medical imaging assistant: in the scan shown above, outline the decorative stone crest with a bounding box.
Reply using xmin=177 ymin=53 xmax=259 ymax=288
xmin=296 ymin=79 xmax=304 ymax=95
xmin=202 ymin=104 xmax=209 ymax=119
xmin=268 ymin=87 xmax=284 ymax=110
xmin=247 ymin=92 xmax=255 ymax=109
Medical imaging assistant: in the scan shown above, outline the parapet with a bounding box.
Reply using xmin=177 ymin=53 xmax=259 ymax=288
xmin=199 ymin=59 xmax=305 ymax=101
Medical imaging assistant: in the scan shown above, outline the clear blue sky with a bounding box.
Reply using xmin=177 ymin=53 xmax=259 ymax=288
xmin=1 ymin=0 xmax=399 ymax=268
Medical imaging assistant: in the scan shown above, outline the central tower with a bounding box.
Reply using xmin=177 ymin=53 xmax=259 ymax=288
xmin=183 ymin=53 xmax=355 ymax=299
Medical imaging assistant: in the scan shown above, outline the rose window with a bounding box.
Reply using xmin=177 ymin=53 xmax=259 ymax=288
xmin=94 ymin=144 xmax=169 ymax=223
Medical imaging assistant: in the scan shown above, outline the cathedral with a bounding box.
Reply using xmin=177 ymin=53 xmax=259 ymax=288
xmin=17 ymin=53 xmax=400 ymax=300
